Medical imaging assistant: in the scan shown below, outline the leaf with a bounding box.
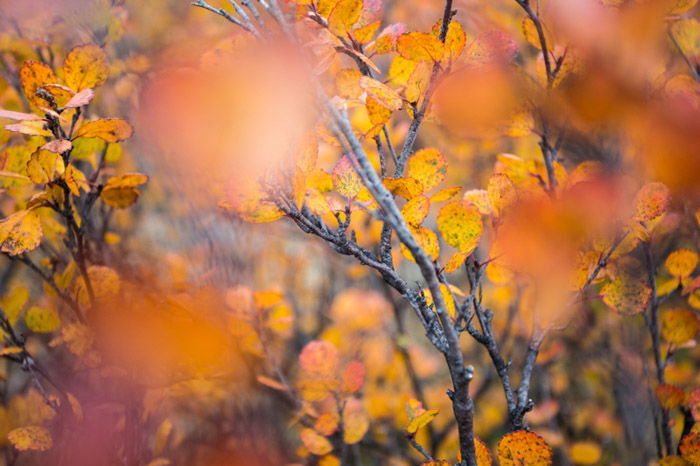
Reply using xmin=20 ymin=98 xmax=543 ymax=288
xmin=406 ymin=148 xmax=448 ymax=191
xmin=74 ymin=265 xmax=121 ymax=307
xmin=101 ymin=186 xmax=140 ymax=208
xmin=432 ymin=20 xmax=467 ymax=62
xmin=4 ymin=121 xmax=52 ymax=137
xmin=300 ymin=428 xmax=333 ymax=455
xmin=153 ymin=418 xmax=173 ymax=456
xmin=424 ymin=283 xmax=461 ymax=319
xmin=343 ymin=398 xmax=369 ymax=444
xmin=655 ymin=383 xmax=686 ymax=410
xmin=336 ymin=69 xmax=363 ymax=99
xmin=341 ymin=360 xmax=365 ymax=394
xmin=0 ymin=347 xmax=22 ymax=355
xmin=487 ymin=173 xmax=517 ymax=217
xmin=221 ymin=178 xmax=283 ymax=223
xmin=20 ymin=61 xmax=59 ymax=108
xmin=475 ymin=436 xmax=494 ymax=466
xmin=680 ymin=433 xmax=700 ymax=465
xmin=569 ymin=441 xmax=602 ymax=465
xmin=431 ymin=186 xmax=462 ymax=202
xmin=353 ymin=20 xmax=381 ymax=44
xmin=326 ymin=0 xmax=363 ymax=35
xmin=315 ymin=413 xmax=340 ymax=436
xmin=257 ymin=375 xmax=288 ymax=391
xmin=401 ymin=195 xmax=430 ymax=226
xmin=437 ymin=201 xmax=483 ymax=253
xmin=401 ymin=225 xmax=439 ymax=262
xmin=299 ymin=340 xmax=339 ymax=379
xmin=670 ymin=0 xmax=699 ymax=14
xmin=63 ymin=45 xmax=109 ymax=91
xmin=74 ymin=119 xmax=133 ymax=143
xmin=366 ymin=97 xmax=392 ymax=127
xmin=397 ymin=32 xmax=444 ymax=63
xmin=464 ymin=189 xmax=492 ymax=215
xmin=41 ymin=139 xmax=72 ymax=154
xmin=359 ymin=76 xmax=402 ymax=111
xmin=633 ymin=182 xmax=670 ymax=223
xmin=464 ymin=30 xmax=519 ymax=65
xmin=64 ymin=88 xmax=95 ymax=109
xmin=27 ymin=149 xmax=65 ymax=184
xmin=332 ymin=155 xmax=362 ymax=198
xmin=666 ymin=250 xmax=699 ymax=279
xmin=66 ymin=392 xmax=83 ymax=421
xmin=672 ymin=19 xmax=700 ymax=61
xmin=497 ymin=430 xmax=553 ymax=466
xmin=406 ymin=408 xmax=439 ymax=434
xmin=65 ymin=164 xmax=89 ymax=196
xmin=658 ymin=456 xmax=690 ymax=466
xmin=384 ymin=177 xmax=424 ymax=199
xmin=661 ymin=309 xmax=699 ymax=344
xmin=7 ymin=426 xmax=53 ymax=451
xmin=373 ymin=23 xmax=408 ymax=54
xmin=25 ymin=306 xmax=60 ymax=333
xmin=444 ymin=251 xmax=469 ymax=273
xmin=601 ymin=275 xmax=651 ymax=315
xmin=0 ymin=210 xmax=43 ymax=256
xmin=687 ymin=388 xmax=700 ymax=426
xmin=0 ymin=109 xmax=42 ymax=121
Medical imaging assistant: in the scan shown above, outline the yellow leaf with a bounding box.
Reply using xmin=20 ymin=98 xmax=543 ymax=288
xmin=343 ymin=398 xmax=369 ymax=444
xmin=336 ymin=68 xmax=363 ymax=99
xmin=315 ymin=412 xmax=340 ymax=436
xmin=432 ymin=20 xmax=467 ymax=62
xmin=424 ymin=283 xmax=462 ymax=319
xmin=152 ymin=418 xmax=173 ymax=456
xmin=401 ymin=225 xmax=439 ymax=262
xmin=74 ymin=118 xmax=133 ymax=143
xmin=397 ymin=32 xmax=444 ymax=63
xmin=27 ymin=149 xmax=65 ymax=184
xmin=353 ymin=20 xmax=381 ymax=44
xmin=220 ymin=178 xmax=283 ymax=223
xmin=430 ymin=186 xmax=462 ymax=202
xmin=4 ymin=121 xmax=52 ymax=137
xmin=463 ymin=189 xmax=492 ymax=215
xmin=101 ymin=186 xmax=140 ymax=208
xmin=672 ymin=20 xmax=700 ymax=62
xmin=406 ymin=148 xmax=448 ymax=191
xmin=497 ymin=430 xmax=552 ymax=466
xmin=63 ymin=45 xmax=109 ymax=91
xmin=444 ymin=251 xmax=469 ymax=273
xmin=0 ymin=210 xmax=43 ymax=256
xmin=359 ymin=76 xmax=402 ymax=111
xmin=25 ymin=306 xmax=60 ymax=333
xmin=0 ymin=285 xmax=29 ymax=325
xmin=666 ymin=250 xmax=699 ymax=279
xmin=569 ymin=441 xmax=602 ymax=465
xmin=306 ymin=188 xmax=332 ymax=216
xmin=388 ymin=55 xmax=418 ymax=86
xmin=384 ymin=177 xmax=424 ymax=199
xmin=401 ymin=195 xmax=430 ymax=226
xmin=437 ymin=201 xmax=483 ymax=253
xmin=300 ymin=428 xmax=333 ymax=455
xmin=601 ymin=275 xmax=651 ymax=315
xmin=7 ymin=425 xmax=53 ymax=451
xmin=475 ymin=436 xmax=494 ymax=466
xmin=406 ymin=408 xmax=439 ymax=434
xmin=670 ymin=0 xmax=698 ymax=14
xmin=327 ymin=0 xmax=363 ymax=35
xmin=366 ymin=97 xmax=392 ymax=127
xmin=20 ymin=61 xmax=58 ymax=108
xmin=487 ymin=173 xmax=517 ymax=217
xmin=332 ymin=155 xmax=362 ymax=198
xmin=373 ymin=23 xmax=407 ymax=54
xmin=65 ymin=164 xmax=89 ymax=196
xmin=661 ymin=309 xmax=699 ymax=344
xmin=74 ymin=265 xmax=121 ymax=307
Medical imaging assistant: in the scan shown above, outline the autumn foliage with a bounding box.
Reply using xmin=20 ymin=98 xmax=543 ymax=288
xmin=1 ymin=0 xmax=700 ymax=465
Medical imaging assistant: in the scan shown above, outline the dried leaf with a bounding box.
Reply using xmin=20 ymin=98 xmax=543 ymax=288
xmin=497 ymin=430 xmax=552 ymax=466
xmin=74 ymin=118 xmax=133 ymax=143
xmin=63 ymin=45 xmax=109 ymax=91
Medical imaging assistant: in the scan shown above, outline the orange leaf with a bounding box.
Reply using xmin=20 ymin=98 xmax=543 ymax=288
xmin=633 ymin=182 xmax=670 ymax=223
xmin=20 ymin=61 xmax=58 ymax=108
xmin=300 ymin=428 xmax=333 ymax=456
xmin=341 ymin=360 xmax=365 ymax=394
xmin=497 ymin=430 xmax=552 ymax=466
xmin=7 ymin=426 xmax=53 ymax=451
xmin=600 ymin=275 xmax=651 ymax=316
xmin=359 ymin=76 xmax=402 ymax=111
xmin=680 ymin=433 xmax=700 ymax=465
xmin=655 ymin=383 xmax=686 ymax=410
xmin=666 ymin=250 xmax=699 ymax=279
xmin=661 ymin=309 xmax=699 ymax=344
